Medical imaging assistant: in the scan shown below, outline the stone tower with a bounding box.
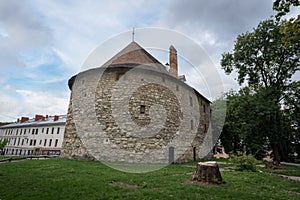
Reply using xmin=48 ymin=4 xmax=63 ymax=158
xmin=61 ymin=41 xmax=211 ymax=164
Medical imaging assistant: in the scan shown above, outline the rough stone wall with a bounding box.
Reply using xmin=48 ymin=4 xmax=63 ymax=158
xmin=61 ymin=65 xmax=211 ymax=163
xmin=61 ymin=94 xmax=94 ymax=160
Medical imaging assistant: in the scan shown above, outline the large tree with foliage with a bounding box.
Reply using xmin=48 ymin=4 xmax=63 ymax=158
xmin=221 ymin=18 xmax=299 ymax=162
xmin=273 ymin=0 xmax=300 ymax=19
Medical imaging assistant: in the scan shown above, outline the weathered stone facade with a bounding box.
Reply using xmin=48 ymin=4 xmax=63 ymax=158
xmin=61 ymin=42 xmax=211 ymax=164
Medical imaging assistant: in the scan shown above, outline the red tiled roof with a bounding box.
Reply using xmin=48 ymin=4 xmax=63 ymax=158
xmin=103 ymin=41 xmax=167 ymax=72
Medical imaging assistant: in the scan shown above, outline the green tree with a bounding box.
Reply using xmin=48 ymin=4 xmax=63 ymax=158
xmin=221 ymin=18 xmax=299 ymax=162
xmin=218 ymin=88 xmax=269 ymax=159
xmin=273 ymin=0 xmax=300 ymax=19
xmin=0 ymin=138 xmax=8 ymax=155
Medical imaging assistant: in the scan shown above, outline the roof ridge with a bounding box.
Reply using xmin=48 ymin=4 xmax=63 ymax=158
xmin=102 ymin=41 xmax=167 ymax=72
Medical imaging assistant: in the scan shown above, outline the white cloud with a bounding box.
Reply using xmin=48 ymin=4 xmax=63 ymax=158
xmin=0 ymin=93 xmax=20 ymax=121
xmin=0 ymin=0 xmax=53 ymax=69
xmin=15 ymin=90 xmax=69 ymax=117
xmin=4 ymin=84 xmax=15 ymax=91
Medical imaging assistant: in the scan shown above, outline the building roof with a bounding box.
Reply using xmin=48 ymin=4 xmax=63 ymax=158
xmin=0 ymin=115 xmax=66 ymax=129
xmin=102 ymin=41 xmax=168 ymax=73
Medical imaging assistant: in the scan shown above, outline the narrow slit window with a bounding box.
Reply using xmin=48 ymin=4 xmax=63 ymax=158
xmin=189 ymin=96 xmax=193 ymax=107
xmin=140 ymin=105 xmax=146 ymax=114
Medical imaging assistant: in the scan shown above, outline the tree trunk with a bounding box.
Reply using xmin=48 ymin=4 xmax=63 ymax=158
xmin=191 ymin=161 xmax=224 ymax=184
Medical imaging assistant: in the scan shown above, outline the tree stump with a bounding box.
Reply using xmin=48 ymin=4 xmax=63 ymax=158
xmin=191 ymin=161 xmax=225 ymax=184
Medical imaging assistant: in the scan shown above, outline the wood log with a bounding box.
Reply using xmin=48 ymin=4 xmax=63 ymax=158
xmin=191 ymin=161 xmax=224 ymax=184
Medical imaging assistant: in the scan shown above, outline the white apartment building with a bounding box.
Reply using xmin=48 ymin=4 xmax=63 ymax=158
xmin=0 ymin=115 xmax=66 ymax=156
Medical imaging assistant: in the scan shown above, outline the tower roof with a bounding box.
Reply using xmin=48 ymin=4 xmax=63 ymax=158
xmin=103 ymin=41 xmax=167 ymax=72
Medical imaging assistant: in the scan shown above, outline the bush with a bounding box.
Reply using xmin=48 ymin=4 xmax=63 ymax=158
xmin=230 ymin=152 xmax=258 ymax=172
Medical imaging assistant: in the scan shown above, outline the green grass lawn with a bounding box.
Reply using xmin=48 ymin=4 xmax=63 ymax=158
xmin=0 ymin=158 xmax=299 ymax=200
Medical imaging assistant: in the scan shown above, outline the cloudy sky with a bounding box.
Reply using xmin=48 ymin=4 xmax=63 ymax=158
xmin=0 ymin=0 xmax=298 ymax=121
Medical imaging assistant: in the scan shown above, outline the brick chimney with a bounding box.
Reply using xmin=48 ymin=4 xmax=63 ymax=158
xmin=54 ymin=115 xmax=59 ymax=121
xmin=169 ymin=45 xmax=178 ymax=78
xmin=35 ymin=115 xmax=44 ymax=121
xmin=20 ymin=117 xmax=29 ymax=123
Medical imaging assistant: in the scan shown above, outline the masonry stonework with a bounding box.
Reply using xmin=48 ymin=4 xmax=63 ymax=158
xmin=61 ymin=42 xmax=211 ymax=163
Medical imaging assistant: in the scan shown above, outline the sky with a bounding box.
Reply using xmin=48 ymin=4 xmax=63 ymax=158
xmin=0 ymin=0 xmax=299 ymax=122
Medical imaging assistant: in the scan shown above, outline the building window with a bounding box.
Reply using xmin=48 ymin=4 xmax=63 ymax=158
xmin=203 ymin=105 xmax=206 ymax=113
xmin=20 ymin=129 xmax=22 ymax=135
xmin=204 ymin=124 xmax=207 ymax=132
xmin=42 ymin=128 xmax=44 ymax=133
xmin=24 ymin=129 xmax=26 ymax=135
xmin=14 ymin=138 xmax=16 ymax=145
xmin=82 ymin=79 xmax=85 ymax=85
xmin=140 ymin=105 xmax=146 ymax=114
xmin=49 ymin=139 xmax=52 ymax=147
xmin=33 ymin=140 xmax=36 ymax=146
xmin=36 ymin=128 xmax=38 ymax=135
xmin=46 ymin=128 xmax=49 ymax=134
xmin=57 ymin=127 xmax=60 ymax=134
xmin=176 ymin=85 xmax=179 ymax=91
xmin=115 ymin=72 xmax=125 ymax=81
xmin=55 ymin=139 xmax=58 ymax=147
xmin=17 ymin=138 xmax=20 ymax=146
xmin=191 ymin=119 xmax=194 ymax=130
xmin=21 ymin=139 xmax=24 ymax=146
xmin=189 ymin=96 xmax=193 ymax=107
xmin=32 ymin=129 xmax=35 ymax=135
xmin=16 ymin=129 xmax=18 ymax=135
xmin=30 ymin=139 xmax=33 ymax=146
xmin=51 ymin=128 xmax=54 ymax=134
xmin=39 ymin=140 xmax=42 ymax=145
xmin=44 ymin=139 xmax=47 ymax=147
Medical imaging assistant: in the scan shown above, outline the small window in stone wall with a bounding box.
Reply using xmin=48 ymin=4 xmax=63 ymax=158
xmin=140 ymin=105 xmax=146 ymax=114
xmin=189 ymin=96 xmax=193 ymax=107
xmin=203 ymin=104 xmax=206 ymax=113
xmin=82 ymin=79 xmax=85 ymax=85
xmin=115 ymin=72 xmax=125 ymax=81
xmin=176 ymin=85 xmax=179 ymax=91
xmin=191 ymin=119 xmax=194 ymax=130
xmin=204 ymin=124 xmax=207 ymax=132
xmin=103 ymin=138 xmax=110 ymax=144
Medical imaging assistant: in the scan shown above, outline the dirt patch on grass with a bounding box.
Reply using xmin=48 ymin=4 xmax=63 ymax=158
xmin=184 ymin=180 xmax=224 ymax=187
xmin=108 ymin=181 xmax=139 ymax=189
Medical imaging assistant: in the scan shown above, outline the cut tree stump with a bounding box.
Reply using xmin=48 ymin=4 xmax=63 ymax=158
xmin=191 ymin=161 xmax=225 ymax=184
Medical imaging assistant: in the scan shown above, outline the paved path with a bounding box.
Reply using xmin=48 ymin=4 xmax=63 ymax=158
xmin=281 ymin=162 xmax=300 ymax=167
xmin=270 ymin=173 xmax=300 ymax=182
